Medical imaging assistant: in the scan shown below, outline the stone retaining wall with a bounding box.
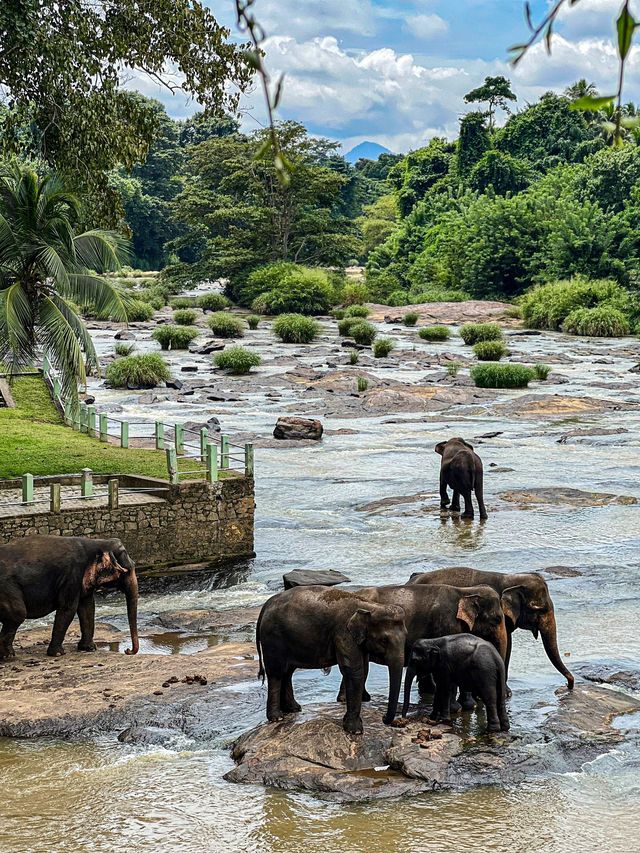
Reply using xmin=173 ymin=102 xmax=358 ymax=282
xmin=0 ymin=474 xmax=255 ymax=570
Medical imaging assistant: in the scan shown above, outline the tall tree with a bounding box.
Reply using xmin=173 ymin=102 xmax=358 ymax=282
xmin=464 ymin=76 xmax=517 ymax=129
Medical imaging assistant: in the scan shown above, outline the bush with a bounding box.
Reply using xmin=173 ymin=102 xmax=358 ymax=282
xmin=356 ymin=376 xmax=369 ymax=392
xmin=207 ymin=313 xmax=245 ymax=338
xmin=473 ymin=340 xmax=509 ymax=361
xmin=470 ymin=363 xmax=535 ymax=388
xmin=345 ymin=304 xmax=370 ymax=318
xmin=459 ymin=323 xmax=503 ymax=345
xmin=446 ymin=361 xmax=462 ymax=377
xmin=272 ymin=314 xmax=320 ymax=343
xmin=562 ymin=306 xmax=630 ymax=337
xmin=152 ymin=325 xmax=199 ymax=350
xmin=214 ymin=346 xmax=261 ymax=374
xmin=533 ymin=364 xmax=551 ymax=380
xmin=504 ymin=305 xmax=522 ymax=319
xmin=338 ymin=317 xmax=365 ymax=337
xmin=242 ymin=263 xmax=335 ymax=315
xmin=198 ymin=292 xmax=230 ymax=312
xmin=332 ymin=308 xmax=346 ymax=320
xmin=409 ymin=289 xmax=468 ymax=303
xmin=521 ymin=277 xmax=636 ymax=331
xmin=386 ymin=289 xmax=410 ymax=307
xmin=403 ymin=312 xmax=419 ymax=326
xmin=173 ymin=309 xmax=197 ymax=325
xmin=124 ymin=300 xmax=154 ymax=322
xmin=373 ymin=337 xmax=395 ymax=358
xmin=350 ymin=321 xmax=377 ymax=345
xmin=239 ymin=261 xmax=298 ymax=305
xmin=170 ymin=297 xmax=197 ymax=310
xmin=114 ymin=342 xmax=135 ymax=357
xmin=349 ymin=350 xmax=359 ymax=365
xmin=418 ymin=325 xmax=450 ymax=341
xmin=342 ymin=282 xmax=370 ymax=306
xmin=246 ymin=315 xmax=260 ymax=330
xmin=137 ymin=288 xmax=167 ymax=309
xmin=105 ymin=354 xmax=171 ymax=389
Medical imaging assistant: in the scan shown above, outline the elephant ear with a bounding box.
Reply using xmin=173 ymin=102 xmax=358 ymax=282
xmin=82 ymin=551 xmax=127 ymax=594
xmin=501 ymin=586 xmax=523 ymax=629
xmin=456 ymin=594 xmax=480 ymax=630
xmin=434 ymin=441 xmax=447 ymax=456
xmin=347 ymin=609 xmax=372 ymax=646
xmin=459 ymin=438 xmax=474 ymax=450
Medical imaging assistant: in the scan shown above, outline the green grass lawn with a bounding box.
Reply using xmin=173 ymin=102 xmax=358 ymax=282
xmin=1 ymin=375 xmax=180 ymax=480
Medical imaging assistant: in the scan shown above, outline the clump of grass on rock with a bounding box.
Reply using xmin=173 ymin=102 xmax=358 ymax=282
xmin=207 ymin=313 xmax=245 ymax=338
xmin=338 ymin=317 xmax=364 ymax=337
xmin=125 ymin=300 xmax=155 ymax=322
xmin=373 ymin=337 xmax=395 ymax=358
xmin=273 ymin=314 xmax=320 ymax=344
xmin=114 ymin=342 xmax=135 ymax=357
xmin=533 ymin=364 xmax=551 ymax=380
xmin=459 ymin=323 xmax=503 ymax=345
xmin=152 ymin=325 xmax=199 ymax=350
xmin=350 ymin=321 xmax=377 ymax=346
xmin=198 ymin=293 xmax=230 ymax=312
xmin=470 ymin=363 xmax=535 ymax=389
xmin=173 ymin=308 xmax=197 ymax=326
xmin=418 ymin=325 xmax=450 ymax=342
xmin=170 ymin=297 xmax=196 ymax=310
xmin=520 ymin=277 xmax=635 ymax=331
xmin=473 ymin=340 xmax=508 ymax=361
xmin=105 ymin=354 xmax=170 ymax=389
xmin=345 ymin=304 xmax=369 ymax=318
xmin=246 ymin=315 xmax=260 ymax=330
xmin=562 ymin=306 xmax=630 ymax=337
xmin=214 ymin=346 xmax=261 ymax=375
xmin=403 ymin=312 xmax=419 ymax=326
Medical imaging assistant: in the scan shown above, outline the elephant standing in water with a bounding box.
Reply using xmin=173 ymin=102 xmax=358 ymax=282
xmin=408 ymin=567 xmax=574 ymax=690
xmin=436 ymin=437 xmax=488 ymax=520
xmin=0 ymin=535 xmax=139 ymax=659
xmin=256 ymin=586 xmax=407 ymax=734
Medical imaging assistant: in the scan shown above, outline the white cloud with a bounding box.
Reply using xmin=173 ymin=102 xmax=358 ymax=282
xmin=556 ymin=0 xmax=640 ymax=39
xmin=256 ymin=0 xmax=377 ymax=39
xmin=405 ymin=13 xmax=449 ymax=40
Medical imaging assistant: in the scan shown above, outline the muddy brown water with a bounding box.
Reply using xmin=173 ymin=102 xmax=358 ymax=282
xmin=2 ymin=317 xmax=640 ymax=852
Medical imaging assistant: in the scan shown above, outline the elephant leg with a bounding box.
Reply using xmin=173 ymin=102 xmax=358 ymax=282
xmin=475 ymin=473 xmax=488 ymax=520
xmin=77 ymin=595 xmax=97 ymax=652
xmin=337 ymin=676 xmax=346 ymax=703
xmin=338 ymin=659 xmax=364 ymax=734
xmin=504 ymin=632 xmax=513 ymax=698
xmin=461 ymin=491 xmax=474 ymax=519
xmin=482 ymin=685 xmax=501 ymax=733
xmin=362 ymin=658 xmax=371 ymax=702
xmin=498 ymin=694 xmax=510 ymax=732
xmin=280 ymin=667 xmax=301 ymax=713
xmin=338 ymin=673 xmax=370 ymax=702
xmin=266 ymin=670 xmax=284 ymax=722
xmin=0 ymin=617 xmax=23 ymax=660
xmin=450 ymin=490 xmax=461 ymax=512
xmin=431 ymin=677 xmax=452 ymax=723
xmin=459 ymin=689 xmax=476 ymax=711
xmin=47 ymin=606 xmax=77 ymax=657
xmin=439 ymin=473 xmax=450 ymax=508
xmin=418 ymin=673 xmax=436 ymax=696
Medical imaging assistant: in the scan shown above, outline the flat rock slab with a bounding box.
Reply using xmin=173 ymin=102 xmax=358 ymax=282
xmin=499 ymin=487 xmax=637 ymax=509
xmin=283 ymin=569 xmax=351 ymax=589
xmin=225 ymin=684 xmax=640 ymax=801
xmin=367 ymin=300 xmax=515 ymax=325
xmin=492 ymin=394 xmax=638 ymax=419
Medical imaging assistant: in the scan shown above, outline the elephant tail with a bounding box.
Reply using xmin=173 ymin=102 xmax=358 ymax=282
xmin=256 ymin=605 xmax=265 ymax=683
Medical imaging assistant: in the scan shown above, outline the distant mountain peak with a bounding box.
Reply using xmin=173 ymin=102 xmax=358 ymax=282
xmin=344 ymin=141 xmax=392 ymax=164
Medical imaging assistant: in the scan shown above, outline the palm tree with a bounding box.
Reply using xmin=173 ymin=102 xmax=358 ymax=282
xmin=0 ymin=163 xmax=129 ymax=401
xmin=564 ymin=79 xmax=598 ymax=101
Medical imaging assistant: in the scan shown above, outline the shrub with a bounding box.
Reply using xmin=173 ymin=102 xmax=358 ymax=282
xmin=520 ymin=277 xmax=636 ymax=331
xmin=105 ymin=354 xmax=171 ymax=389
xmin=173 ymin=308 xmax=197 ymax=325
xmin=473 ymin=340 xmax=508 ymax=361
xmin=373 ymin=337 xmax=395 ymax=358
xmin=152 ymin=325 xmax=199 ymax=350
xmin=332 ymin=308 xmax=346 ymax=320
xmin=504 ymin=305 xmax=522 ymax=319
xmin=170 ymin=297 xmax=196 ymax=310
xmin=345 ymin=304 xmax=370 ymax=318
xmin=251 ymin=294 xmax=270 ymax=315
xmin=198 ymin=292 xmax=230 ymax=312
xmin=403 ymin=312 xmax=419 ymax=326
xmin=137 ymin=288 xmax=167 ymax=309
xmin=338 ymin=317 xmax=365 ymax=337
xmin=459 ymin=323 xmax=503 ymax=345
xmin=419 ymin=325 xmax=450 ymax=341
xmin=239 ymin=261 xmax=298 ymax=305
xmin=387 ymin=289 xmax=410 ymax=307
xmin=214 ymin=346 xmax=261 ymax=374
xmin=410 ymin=289 xmax=468 ymax=303
xmin=342 ymin=282 xmax=370 ymax=306
xmin=242 ymin=263 xmax=335 ymax=314
xmin=272 ymin=314 xmax=320 ymax=343
xmin=114 ymin=342 xmax=135 ymax=357
xmin=533 ymin=364 xmax=551 ymax=380
xmin=146 ymin=296 xmax=165 ymax=311
xmin=246 ymin=315 xmax=260 ymax=330
xmin=356 ymin=376 xmax=369 ymax=392
xmin=349 ymin=350 xmax=359 ymax=365
xmin=470 ymin=363 xmax=535 ymax=388
xmin=350 ymin=321 xmax=377 ymax=345
xmin=446 ymin=361 xmax=462 ymax=377
xmin=124 ymin=300 xmax=154 ymax=322
xmin=562 ymin=306 xmax=630 ymax=337
xmin=207 ymin=313 xmax=245 ymax=338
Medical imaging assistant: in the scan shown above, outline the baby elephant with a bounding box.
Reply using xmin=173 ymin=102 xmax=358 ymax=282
xmin=436 ymin=437 xmax=487 ymax=520
xmin=403 ymin=634 xmax=509 ymax=733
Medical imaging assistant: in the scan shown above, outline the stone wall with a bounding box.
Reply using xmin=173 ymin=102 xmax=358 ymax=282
xmin=0 ymin=474 xmax=255 ymax=570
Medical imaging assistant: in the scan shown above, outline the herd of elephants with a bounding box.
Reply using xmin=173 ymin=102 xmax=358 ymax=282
xmin=0 ymin=438 xmax=573 ymax=738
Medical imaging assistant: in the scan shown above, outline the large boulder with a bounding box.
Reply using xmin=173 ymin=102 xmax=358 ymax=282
xmin=283 ymin=569 xmax=351 ymax=590
xmin=273 ymin=416 xmax=323 ymax=441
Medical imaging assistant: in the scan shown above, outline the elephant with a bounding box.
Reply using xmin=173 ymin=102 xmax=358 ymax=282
xmin=337 ymin=583 xmax=508 ymax=719
xmin=408 ymin=567 xmax=574 ymax=690
xmin=0 ymin=535 xmax=139 ymax=659
xmin=256 ymin=585 xmax=407 ymax=734
xmin=402 ymin=635 xmax=510 ymax=733
xmin=436 ymin=437 xmax=487 ymax=520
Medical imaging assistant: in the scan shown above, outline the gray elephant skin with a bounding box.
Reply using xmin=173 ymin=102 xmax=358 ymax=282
xmin=436 ymin=437 xmax=488 ymax=520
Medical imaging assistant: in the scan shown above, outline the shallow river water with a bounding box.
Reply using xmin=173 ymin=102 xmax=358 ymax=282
xmin=2 ymin=315 xmax=640 ymax=852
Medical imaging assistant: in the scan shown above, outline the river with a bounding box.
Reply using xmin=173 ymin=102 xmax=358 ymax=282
xmin=1 ymin=312 xmax=639 ymax=852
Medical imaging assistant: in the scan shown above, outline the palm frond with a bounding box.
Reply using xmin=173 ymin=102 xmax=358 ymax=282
xmin=37 ymin=295 xmax=87 ymax=400
xmin=64 ymin=274 xmax=128 ymax=322
xmin=74 ymin=230 xmax=131 ymax=272
xmin=36 ymin=243 xmax=70 ymax=289
xmin=0 ymin=282 xmax=36 ymax=375
xmin=50 ymin=293 xmax=99 ymax=375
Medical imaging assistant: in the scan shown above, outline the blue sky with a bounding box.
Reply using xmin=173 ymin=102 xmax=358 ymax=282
xmin=131 ymin=0 xmax=640 ymax=152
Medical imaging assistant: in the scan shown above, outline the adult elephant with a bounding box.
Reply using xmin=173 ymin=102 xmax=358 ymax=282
xmin=0 ymin=535 xmax=139 ymax=659
xmin=436 ymin=437 xmax=488 ymax=520
xmin=256 ymin=586 xmax=407 ymax=734
xmin=408 ymin=567 xmax=574 ymax=689
xmin=337 ymin=583 xmax=508 ymax=718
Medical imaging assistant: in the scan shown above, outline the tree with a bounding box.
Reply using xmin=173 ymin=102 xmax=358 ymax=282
xmin=565 ymin=80 xmax=599 ymax=101
xmin=464 ymin=76 xmax=517 ymax=129
xmin=388 ymin=139 xmax=454 ymax=216
xmin=469 ymin=150 xmax=532 ymax=195
xmin=357 ymin=195 xmax=399 ymax=257
xmin=0 ymin=1 xmax=250 ymax=222
xmin=0 ymin=164 xmax=128 ymax=400
xmin=457 ymin=112 xmax=491 ymax=178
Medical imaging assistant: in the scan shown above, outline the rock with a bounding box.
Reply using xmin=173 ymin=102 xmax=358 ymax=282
xmin=181 ymin=365 xmax=199 ymax=373
xmin=183 ymin=417 xmax=221 ymax=434
xmin=543 ymin=566 xmax=583 ymax=578
xmin=114 ymin=330 xmax=136 ymax=340
xmin=629 ymin=364 xmax=640 ymax=373
xmin=191 ymin=340 xmax=225 ymax=355
xmin=83 ymin=395 xmax=96 ymax=405
xmin=507 ymin=330 xmax=541 ymax=336
xmin=283 ymin=569 xmax=351 ymax=589
xmin=475 ymin=431 xmax=503 ymax=439
xmin=273 ymin=417 xmax=323 ymax=441
xmin=166 ymin=379 xmax=184 ymax=390
xmin=557 ymin=427 xmax=628 ymax=445
xmin=499 ymin=487 xmax=637 ymax=509
xmin=572 ymin=660 xmax=640 ymax=692
xmin=117 ymin=725 xmax=179 ymax=746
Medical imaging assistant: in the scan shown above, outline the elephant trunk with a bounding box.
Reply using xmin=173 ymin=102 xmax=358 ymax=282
xmin=383 ymin=658 xmax=404 ymax=725
xmin=122 ymin=569 xmax=139 ymax=655
xmin=402 ymin=665 xmax=417 ymax=717
xmin=540 ymin=611 xmax=573 ymax=689
xmin=494 ymin=619 xmax=508 ymax=662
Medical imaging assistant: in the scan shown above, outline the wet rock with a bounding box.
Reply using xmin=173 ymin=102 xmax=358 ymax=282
xmin=183 ymin=416 xmax=221 ymax=434
xmin=181 ymin=365 xmax=199 ymax=372
xmin=151 ymin=607 xmax=260 ymax=634
xmin=507 ymin=330 xmax=541 ymax=336
xmin=557 ymin=427 xmax=629 ymax=445
xmin=166 ymin=379 xmax=184 ymax=390
xmin=191 ymin=340 xmax=225 ymax=355
xmin=83 ymin=395 xmax=96 ymax=405
xmin=283 ymin=569 xmax=351 ymax=589
xmin=572 ymin=660 xmax=640 ymax=691
xmin=117 ymin=725 xmax=178 ymax=746
xmin=114 ymin=330 xmax=136 ymax=340
xmin=357 ymin=492 xmax=432 ymax=514
xmin=273 ymin=417 xmax=323 ymax=441
xmin=499 ymin=487 xmax=637 ymax=509
xmin=543 ymin=566 xmax=584 ymax=578
xmin=629 ymin=364 xmax=640 ymax=373
xmin=493 ymin=394 xmax=638 ymax=419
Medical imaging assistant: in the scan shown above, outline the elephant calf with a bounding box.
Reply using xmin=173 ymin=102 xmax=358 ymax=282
xmin=256 ymin=586 xmax=407 ymax=734
xmin=403 ymin=634 xmax=510 ymax=733
xmin=436 ymin=437 xmax=487 ymax=520
xmin=0 ymin=535 xmax=139 ymax=659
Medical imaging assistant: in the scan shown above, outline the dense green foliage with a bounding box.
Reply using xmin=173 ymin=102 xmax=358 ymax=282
xmin=373 ymin=337 xmax=395 ymax=358
xmin=403 ymin=312 xmax=419 ymax=326
xmin=470 ymin=363 xmax=535 ymax=388
xmin=124 ymin=300 xmax=154 ymax=321
xmin=349 ymin=321 xmax=377 ymax=345
xmin=207 ymin=313 xmax=245 ymax=338
xmin=345 ymin=305 xmax=370 ymax=318
xmin=214 ymin=346 xmax=261 ymax=374
xmin=173 ymin=309 xmax=197 ymax=325
xmin=114 ymin=342 xmax=135 ymax=356
xmin=520 ymin=277 xmax=636 ymax=330
xmin=243 ymin=264 xmax=335 ymax=315
xmin=338 ymin=317 xmax=366 ymax=337
xmin=105 ymin=353 xmax=171 ymax=388
xmin=459 ymin=323 xmax=503 ymax=345
xmin=272 ymin=314 xmax=320 ymax=344
xmin=473 ymin=340 xmax=509 ymax=360
xmin=418 ymin=325 xmax=450 ymax=341
xmin=198 ymin=293 xmax=230 ymax=312
xmin=246 ymin=315 xmax=260 ymax=330
xmin=562 ymin=306 xmax=631 ymax=336
xmin=152 ymin=324 xmax=198 ymax=349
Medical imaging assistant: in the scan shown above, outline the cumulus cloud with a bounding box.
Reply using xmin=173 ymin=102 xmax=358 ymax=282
xmin=404 ymin=13 xmax=449 ymax=40
xmin=555 ymin=0 xmax=640 ymax=39
xmin=254 ymin=0 xmax=378 ymax=39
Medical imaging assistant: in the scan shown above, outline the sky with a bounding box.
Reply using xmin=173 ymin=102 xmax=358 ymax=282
xmin=131 ymin=0 xmax=640 ymax=153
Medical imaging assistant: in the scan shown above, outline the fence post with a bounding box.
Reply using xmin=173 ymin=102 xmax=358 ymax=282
xmin=87 ymin=405 xmax=96 ymax=437
xmin=22 ymin=473 xmax=34 ymax=505
xmin=79 ymin=404 xmax=88 ymax=433
xmin=200 ymin=427 xmax=209 ymax=462
xmin=244 ymin=443 xmax=254 ymax=478
xmin=108 ymin=478 xmax=119 ymax=510
xmin=221 ymin=435 xmax=229 ymax=470
xmin=42 ymin=353 xmax=50 ymax=377
xmin=155 ymin=422 xmax=164 ymax=450
xmin=206 ymin=442 xmax=218 ymax=483
xmin=50 ymin=483 xmax=61 ymax=513
xmin=99 ymin=414 xmax=108 ymax=442
xmin=166 ymin=447 xmax=178 ymax=485
xmin=120 ymin=421 xmax=129 ymax=449
xmin=80 ymin=468 xmax=93 ymax=498
xmin=53 ymin=377 xmax=62 ymax=400
xmin=64 ymin=400 xmax=73 ymax=425
xmin=174 ymin=423 xmax=184 ymax=455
